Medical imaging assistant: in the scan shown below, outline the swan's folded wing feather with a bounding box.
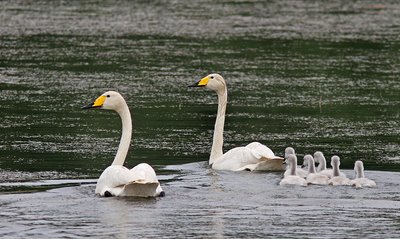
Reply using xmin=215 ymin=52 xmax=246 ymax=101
xmin=245 ymin=142 xmax=283 ymax=160
xmin=212 ymin=147 xmax=260 ymax=171
xmin=130 ymin=163 xmax=159 ymax=183
xmin=95 ymin=165 xmax=136 ymax=195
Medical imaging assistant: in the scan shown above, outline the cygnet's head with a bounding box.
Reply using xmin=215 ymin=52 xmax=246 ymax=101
xmin=285 ymin=147 xmax=295 ymax=158
xmin=313 ymin=151 xmax=325 ymax=163
xmin=331 ymin=155 xmax=341 ymax=167
xmin=189 ymin=73 xmax=226 ymax=92
xmin=83 ymin=91 xmax=127 ymax=111
xmin=303 ymin=154 xmax=314 ymax=166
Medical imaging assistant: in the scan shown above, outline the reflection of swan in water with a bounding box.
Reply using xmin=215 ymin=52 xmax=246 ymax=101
xmin=350 ymin=161 xmax=376 ymax=188
xmin=189 ymin=73 xmax=284 ymax=171
xmin=328 ymin=156 xmax=350 ymax=186
xmin=284 ymin=147 xmax=308 ymax=178
xmin=314 ymin=151 xmax=345 ymax=178
xmin=304 ymin=155 xmax=329 ymax=185
xmin=280 ymin=155 xmax=307 ymax=186
xmin=83 ymin=91 xmax=164 ymax=197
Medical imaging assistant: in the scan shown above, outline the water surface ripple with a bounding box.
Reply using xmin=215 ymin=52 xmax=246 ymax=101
xmin=0 ymin=1 xmax=399 ymax=238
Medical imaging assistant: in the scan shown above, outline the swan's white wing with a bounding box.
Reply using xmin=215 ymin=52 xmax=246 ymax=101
xmin=245 ymin=142 xmax=283 ymax=160
xmin=95 ymin=163 xmax=163 ymax=197
xmin=212 ymin=144 xmax=285 ymax=171
xmin=212 ymin=147 xmax=260 ymax=171
xmin=130 ymin=163 xmax=159 ymax=182
xmin=127 ymin=163 xmax=163 ymax=197
xmin=95 ymin=165 xmax=136 ymax=196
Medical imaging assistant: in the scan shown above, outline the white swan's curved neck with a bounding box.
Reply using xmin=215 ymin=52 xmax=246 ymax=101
xmin=112 ymin=104 xmax=132 ymax=166
xmin=209 ymin=88 xmax=227 ymax=165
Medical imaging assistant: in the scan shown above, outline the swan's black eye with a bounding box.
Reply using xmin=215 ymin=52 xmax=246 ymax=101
xmin=210 ymin=76 xmax=214 ymax=79
xmin=106 ymin=95 xmax=110 ymax=98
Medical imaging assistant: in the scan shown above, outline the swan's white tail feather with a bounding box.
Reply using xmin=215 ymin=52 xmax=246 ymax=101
xmin=120 ymin=181 xmax=160 ymax=197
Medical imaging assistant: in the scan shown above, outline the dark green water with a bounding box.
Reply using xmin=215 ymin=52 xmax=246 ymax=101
xmin=0 ymin=1 xmax=399 ymax=238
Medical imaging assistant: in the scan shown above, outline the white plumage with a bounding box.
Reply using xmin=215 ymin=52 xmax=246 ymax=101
xmin=328 ymin=155 xmax=350 ymax=186
xmin=314 ymin=151 xmax=346 ymax=178
xmin=350 ymin=160 xmax=376 ymax=188
xmin=83 ymin=91 xmax=163 ymax=197
xmin=280 ymin=155 xmax=307 ymax=186
xmin=304 ymin=154 xmax=329 ymax=185
xmin=190 ymin=74 xmax=284 ymax=171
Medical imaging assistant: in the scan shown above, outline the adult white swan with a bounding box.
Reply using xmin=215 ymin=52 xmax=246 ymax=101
xmin=83 ymin=91 xmax=164 ymax=197
xmin=189 ymin=73 xmax=284 ymax=171
xmin=350 ymin=161 xmax=376 ymax=188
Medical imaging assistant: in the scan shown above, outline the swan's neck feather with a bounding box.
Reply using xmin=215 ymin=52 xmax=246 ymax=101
xmin=356 ymin=166 xmax=365 ymax=178
xmin=333 ymin=162 xmax=340 ymax=177
xmin=290 ymin=158 xmax=297 ymax=176
xmin=308 ymin=159 xmax=316 ymax=174
xmin=112 ymin=104 xmax=132 ymax=166
xmin=318 ymin=157 xmax=326 ymax=171
xmin=209 ymin=88 xmax=227 ymax=165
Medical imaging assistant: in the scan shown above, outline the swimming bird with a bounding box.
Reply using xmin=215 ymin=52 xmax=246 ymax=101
xmin=350 ymin=161 xmax=376 ymax=188
xmin=328 ymin=156 xmax=350 ymax=186
xmin=304 ymin=154 xmax=329 ymax=185
xmin=284 ymin=147 xmax=296 ymax=158
xmin=314 ymin=151 xmax=345 ymax=178
xmin=83 ymin=91 xmax=164 ymax=197
xmin=284 ymin=147 xmax=308 ymax=178
xmin=189 ymin=73 xmax=284 ymax=171
xmin=280 ymin=155 xmax=307 ymax=186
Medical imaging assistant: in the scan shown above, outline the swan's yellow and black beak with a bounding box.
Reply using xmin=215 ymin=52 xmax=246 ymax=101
xmin=82 ymin=95 xmax=106 ymax=109
xmin=188 ymin=75 xmax=209 ymax=87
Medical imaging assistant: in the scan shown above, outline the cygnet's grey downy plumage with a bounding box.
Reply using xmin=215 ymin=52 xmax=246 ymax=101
xmin=304 ymin=154 xmax=329 ymax=185
xmin=314 ymin=151 xmax=346 ymax=178
xmin=328 ymin=155 xmax=350 ymax=186
xmin=280 ymin=155 xmax=307 ymax=186
xmin=284 ymin=147 xmax=308 ymax=178
xmin=350 ymin=161 xmax=376 ymax=188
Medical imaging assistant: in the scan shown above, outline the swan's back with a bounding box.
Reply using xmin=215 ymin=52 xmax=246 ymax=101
xmin=212 ymin=146 xmax=261 ymax=171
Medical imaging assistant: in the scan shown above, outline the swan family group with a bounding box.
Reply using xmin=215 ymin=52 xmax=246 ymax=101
xmin=83 ymin=73 xmax=375 ymax=197
xmin=281 ymin=147 xmax=376 ymax=188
